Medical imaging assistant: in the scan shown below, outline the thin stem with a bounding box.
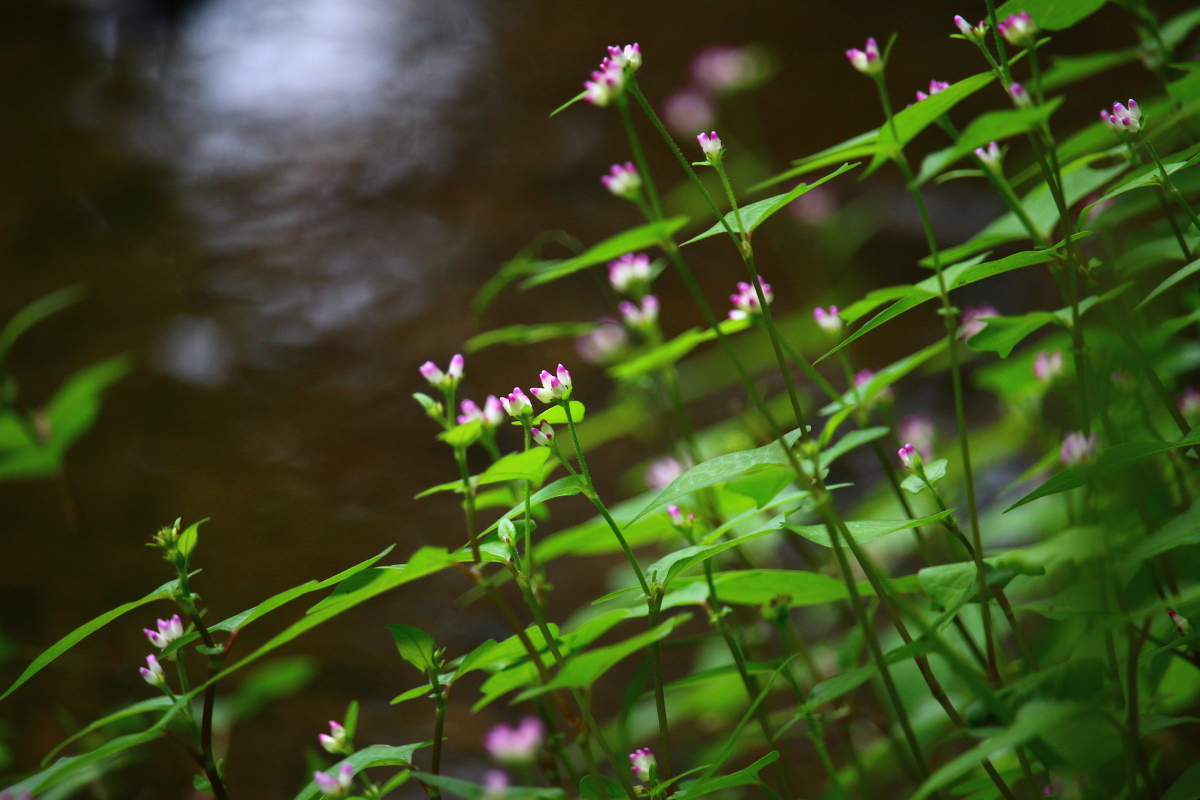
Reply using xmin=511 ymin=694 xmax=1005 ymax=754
xmin=646 ymin=592 xmax=674 ymax=781
xmin=428 ymin=672 xmax=447 ymax=800
xmin=1139 ymin=130 xmax=1200 ymax=232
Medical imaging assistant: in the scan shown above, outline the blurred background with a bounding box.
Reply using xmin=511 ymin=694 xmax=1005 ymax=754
xmin=0 ymin=0 xmax=1191 ymax=795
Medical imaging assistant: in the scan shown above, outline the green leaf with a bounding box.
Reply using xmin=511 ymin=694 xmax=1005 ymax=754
xmin=840 ymin=285 xmax=920 ymax=324
xmin=911 ymin=701 xmax=1088 ymax=800
xmin=967 ymin=313 xmax=1057 ymax=357
xmin=820 ymin=248 xmax=1057 ymax=362
xmin=522 ymin=218 xmax=689 ymax=289
xmin=438 ymin=420 xmax=482 ymax=448
xmin=1161 ymin=760 xmax=1200 ymax=800
xmin=579 ymin=776 xmax=626 ymax=800
xmin=1132 ymin=502 xmax=1200 ymax=561
xmin=466 ymin=323 xmax=594 ymax=352
xmin=1042 ymin=49 xmax=1139 ymax=91
xmin=804 ymin=639 xmax=937 ymax=711
xmin=1139 ymin=258 xmax=1200 ymax=310
xmin=819 ymin=339 xmax=949 ymax=417
xmin=391 ymin=674 xmax=450 ymax=705
xmin=751 ymin=130 xmax=877 ymax=191
xmin=0 ymin=285 xmax=85 ymax=364
xmin=294 ymin=744 xmax=429 ymax=800
xmin=1 ymin=576 xmax=181 ymax=702
xmin=919 ymin=555 xmax=1045 ymax=610
xmin=685 ymin=569 xmax=916 ymax=607
xmin=1007 ymin=430 xmax=1200 ymax=511
xmin=866 ymin=72 xmax=995 ymax=175
xmin=229 ymin=656 xmax=317 ymax=721
xmin=785 ymin=510 xmax=954 ymax=547
xmin=995 ymin=0 xmax=1108 ymax=29
xmin=176 ymin=518 xmax=205 ymax=559
xmin=521 ymin=615 xmax=689 ymax=696
xmin=676 ymin=751 xmax=779 ymax=799
xmin=478 ymin=448 xmax=551 ymax=485
xmin=607 ymin=319 xmax=750 ymax=380
xmin=1163 ymin=6 xmax=1200 ymax=46
xmin=451 ymin=639 xmax=500 ymax=683
xmin=41 ymin=354 xmax=133 ymax=461
xmin=533 ymin=401 xmax=586 ymax=425
xmin=946 ymin=98 xmax=1064 ymax=165
xmin=387 ymin=624 xmax=439 ymax=673
xmin=901 ymin=459 xmax=948 ymax=494
xmin=480 ymin=476 xmax=585 ymax=538
xmin=683 ymin=163 xmax=857 ymax=245
xmin=40 ymin=696 xmax=173 ymax=767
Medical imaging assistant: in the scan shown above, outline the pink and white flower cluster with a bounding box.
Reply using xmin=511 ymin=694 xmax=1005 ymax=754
xmin=143 ymin=614 xmax=184 ymax=650
xmin=1060 ymin=431 xmax=1099 ymax=466
xmin=420 ymin=354 xmax=464 ymax=390
xmin=997 ymin=11 xmax=1038 ymax=47
xmin=953 ymin=15 xmax=988 ymax=42
xmin=1100 ymin=99 xmax=1142 ymax=133
xmin=584 ymin=44 xmax=641 ymax=107
xmin=601 ymin=162 xmax=641 ymax=199
xmin=620 ymin=296 xmax=659 ymax=330
xmin=813 ymin=306 xmax=842 ymax=336
xmin=608 ymin=253 xmax=653 ymax=296
xmin=313 ymin=763 xmax=355 ymax=797
xmin=458 ymin=396 xmax=505 ymax=427
xmin=630 ymin=747 xmax=657 ymax=783
xmin=531 ymin=365 xmax=573 ymax=403
xmin=728 ymin=278 xmax=773 ymax=319
xmin=975 ymin=141 xmax=1002 ymax=168
xmin=915 ymin=80 xmax=950 ymax=102
xmin=318 ymin=720 xmax=350 ymax=755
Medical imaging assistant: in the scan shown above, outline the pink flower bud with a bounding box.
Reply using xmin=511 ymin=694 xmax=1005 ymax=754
xmin=1169 ymin=609 xmax=1191 ymax=635
xmin=959 ymin=305 xmax=998 ymax=341
xmin=531 ymin=422 xmax=555 ymax=447
xmin=997 ymin=11 xmax=1038 ymax=46
xmin=813 ymin=306 xmax=843 ymax=335
xmin=898 ymin=443 xmax=920 ymax=471
xmin=899 ymin=415 xmax=935 ymax=462
xmin=728 ymin=278 xmax=773 ymax=320
xmin=319 ymin=720 xmax=349 ymax=754
xmin=954 ymin=15 xmax=988 ymax=41
xmin=1008 ymin=82 xmax=1031 ymax=108
xmin=501 ymin=387 xmax=533 ymax=419
xmin=144 ymin=614 xmax=184 ymax=650
xmin=1033 ymin=350 xmax=1064 ymax=382
xmin=697 ymin=130 xmax=724 ymax=161
xmin=667 ymin=504 xmax=685 ymax=527
xmin=313 ymin=763 xmax=355 ymax=796
xmin=139 ymin=654 xmax=166 ymax=686
xmin=484 ymin=716 xmax=545 ymax=765
xmin=630 ymin=748 xmax=657 ymax=783
xmin=846 ymin=37 xmax=883 ymax=75
xmin=607 ymin=252 xmax=653 ymax=295
xmin=645 ymin=456 xmax=685 ymax=491
xmin=974 ymin=141 xmax=1002 ymax=167
xmin=915 ymin=80 xmax=950 ymax=102
xmin=482 ymin=396 xmax=505 ymax=427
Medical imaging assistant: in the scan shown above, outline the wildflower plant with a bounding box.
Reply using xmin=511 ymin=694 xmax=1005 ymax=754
xmin=10 ymin=5 xmax=1200 ymax=800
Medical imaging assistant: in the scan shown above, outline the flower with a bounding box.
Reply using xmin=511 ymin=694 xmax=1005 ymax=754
xmin=915 ymin=80 xmax=950 ymax=102
xmin=420 ymin=354 xmax=464 ymax=390
xmin=845 ymin=37 xmax=883 ymax=75
xmin=501 ymin=387 xmax=534 ymax=419
xmin=143 ymin=615 xmax=184 ymax=650
xmin=619 ymin=295 xmax=660 ymax=330
xmin=1060 ymin=431 xmax=1099 ymax=466
xmin=319 ymin=720 xmax=349 ymax=754
xmin=608 ymin=253 xmax=653 ymax=295
xmin=899 ymin=415 xmax=935 ymax=462
xmin=691 ymin=45 xmax=764 ymax=94
xmin=313 ymin=763 xmax=355 ymax=797
xmin=530 ymin=365 xmax=572 ymax=403
xmin=457 ymin=397 xmax=506 ymax=428
xmin=975 ymin=141 xmax=1002 ymax=168
xmin=813 ymin=306 xmax=843 ymax=336
xmin=697 ymin=130 xmax=724 ymax=162
xmin=663 ymin=89 xmax=716 ymax=135
xmin=584 ymin=56 xmax=626 ymax=107
xmin=484 ymin=717 xmax=545 ymax=766
xmin=1178 ymin=387 xmax=1200 ymax=417
xmin=1008 ymin=82 xmax=1031 ymax=108
xmin=602 ymin=162 xmax=642 ymax=199
xmin=630 ymin=748 xmax=657 ymax=783
xmin=959 ymin=305 xmax=998 ymax=341
xmin=645 ymin=456 xmax=685 ymax=490
xmin=577 ymin=322 xmax=629 ymax=366
xmin=139 ymin=654 xmax=166 ymax=687
xmin=607 ymin=43 xmax=642 ymax=71
xmin=898 ymin=443 xmax=922 ymax=471
xmin=1168 ymin=609 xmax=1191 ymax=635
xmin=954 ymin=15 xmax=988 ymax=42
xmin=1033 ymin=350 xmax=1065 ymax=382
xmin=789 ymin=187 xmax=837 ymax=224
xmin=483 ymin=770 xmax=510 ymax=800
xmin=531 ymin=422 xmax=555 ymax=447
xmin=997 ymin=11 xmax=1038 ymax=47
xmin=728 ymin=278 xmax=773 ymax=320
xmin=667 ymin=504 xmax=695 ymax=529
xmin=1101 ymin=99 xmax=1142 ymax=133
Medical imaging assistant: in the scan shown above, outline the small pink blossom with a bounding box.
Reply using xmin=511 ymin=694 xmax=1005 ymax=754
xmin=619 ymin=295 xmax=660 ymax=329
xmin=1178 ymin=387 xmax=1200 ymax=417
xmin=1101 ymin=99 xmax=1142 ymax=132
xmin=697 ymin=130 xmax=724 ymax=161
xmin=630 ymin=747 xmax=657 ymax=783
xmin=530 ymin=365 xmax=572 ymax=403
xmin=646 ymin=456 xmax=685 ymax=491
xmin=663 ymin=89 xmax=716 ymax=135
xmin=531 ymin=422 xmax=555 ymax=447
xmin=813 ymin=306 xmax=843 ymax=336
xmin=954 ymin=15 xmax=988 ymax=41
xmin=1008 ymin=82 xmax=1031 ymax=108
xmin=420 ymin=355 xmax=464 ymax=390
xmin=143 ymin=614 xmax=184 ymax=650
xmin=1033 ymin=350 xmax=1064 ymax=383
xmin=483 ymin=770 xmax=510 ymax=800
xmin=975 ymin=141 xmax=1002 ymax=167
xmin=313 ymin=763 xmax=355 ymax=796
xmin=1169 ymin=609 xmax=1191 ymax=635
xmin=501 ymin=387 xmax=533 ymax=419
xmin=691 ymin=45 xmax=764 ymax=94
xmin=318 ymin=720 xmax=349 ymax=754
xmin=484 ymin=716 xmax=545 ymax=766
xmin=139 ymin=654 xmax=166 ymax=687
xmin=898 ymin=443 xmax=921 ymax=471
xmin=898 ymin=415 xmax=935 ymax=463
xmin=915 ymin=80 xmax=950 ymax=102
xmin=997 ymin=11 xmax=1038 ymax=46
xmin=601 ymin=162 xmax=642 ymax=199
xmin=576 ymin=321 xmax=629 ymax=366
xmin=608 ymin=253 xmax=653 ymax=295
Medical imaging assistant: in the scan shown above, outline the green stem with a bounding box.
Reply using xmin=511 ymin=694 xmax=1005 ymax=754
xmin=1139 ymin=130 xmax=1200 ymax=231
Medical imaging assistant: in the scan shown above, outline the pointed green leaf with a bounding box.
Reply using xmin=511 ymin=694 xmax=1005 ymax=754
xmin=522 ymin=218 xmax=689 ymax=289
xmin=387 ymin=624 xmax=439 ymax=673
xmin=784 ymin=509 xmax=954 ymax=547
xmin=294 ymin=744 xmax=429 ymax=800
xmin=683 ymin=163 xmax=857 ymax=245
xmin=478 ymin=448 xmax=551 ymax=485
xmin=867 ymin=72 xmax=995 ymax=175
xmin=995 ymin=0 xmax=1108 ymax=29
xmin=533 ymin=401 xmax=586 ymax=425
xmin=466 ymin=323 xmax=595 ymax=352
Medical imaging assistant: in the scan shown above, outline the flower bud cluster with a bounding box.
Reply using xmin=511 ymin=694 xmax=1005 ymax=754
xmin=608 ymin=253 xmax=653 ymax=296
xmin=458 ymin=396 xmax=505 ymax=428
xmin=997 ymin=11 xmax=1039 ymax=47
xmin=531 ymin=365 xmax=572 ymax=403
xmin=601 ymin=162 xmax=642 ymax=199
xmin=728 ymin=278 xmax=773 ymax=320
xmin=1060 ymin=431 xmax=1099 ymax=466
xmin=313 ymin=764 xmax=355 ymax=797
xmin=697 ymin=131 xmax=724 ymax=163
xmin=143 ymin=615 xmax=184 ymax=650
xmin=630 ymin=747 xmax=657 ymax=783
xmin=584 ymin=44 xmax=641 ymax=107
xmin=915 ymin=80 xmax=950 ymax=102
xmin=420 ymin=355 xmax=464 ymax=391
xmin=319 ymin=720 xmax=352 ymax=755
xmin=813 ymin=306 xmax=842 ymax=336
xmin=953 ymin=15 xmax=988 ymax=43
xmin=974 ymin=141 xmax=1002 ymax=168
xmin=1100 ymin=99 xmax=1142 ymax=133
